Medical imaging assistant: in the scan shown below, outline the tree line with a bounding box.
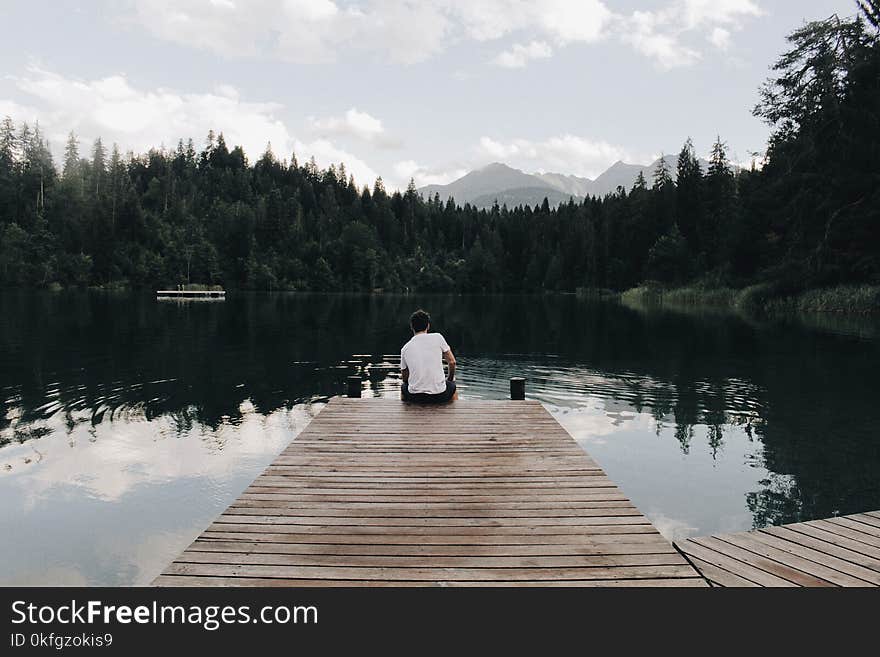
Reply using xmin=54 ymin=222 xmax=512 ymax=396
xmin=0 ymin=5 xmax=878 ymax=293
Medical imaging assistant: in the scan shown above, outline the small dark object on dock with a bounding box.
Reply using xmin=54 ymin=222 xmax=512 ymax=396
xmin=346 ymin=376 xmax=362 ymax=398
xmin=510 ymin=377 xmax=525 ymax=400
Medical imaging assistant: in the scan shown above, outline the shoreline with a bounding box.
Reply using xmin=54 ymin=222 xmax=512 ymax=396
xmin=5 ymin=283 xmax=880 ymax=317
xmin=617 ymin=283 xmax=880 ymax=316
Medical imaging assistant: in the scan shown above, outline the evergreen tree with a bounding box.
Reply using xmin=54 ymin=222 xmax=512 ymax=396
xmin=0 ymin=118 xmax=18 ymax=227
xmin=647 ymin=223 xmax=689 ymax=284
xmin=0 ymin=117 xmax=15 ymax=164
xmin=675 ymin=138 xmax=704 ymax=256
xmin=651 ymin=154 xmax=677 ymax=239
xmin=632 ymin=170 xmax=647 ymax=192
xmin=108 ymin=144 xmax=125 ymax=230
xmin=91 ymin=137 xmax=106 ymax=197
xmin=703 ymin=137 xmax=735 ymax=271
xmin=0 ymin=7 xmax=876 ymax=293
xmin=63 ymin=132 xmax=80 ymax=179
xmin=18 ymin=123 xmax=32 ymax=164
xmin=860 ymin=1 xmax=880 ymax=29
xmin=652 ymin=155 xmax=673 ymax=190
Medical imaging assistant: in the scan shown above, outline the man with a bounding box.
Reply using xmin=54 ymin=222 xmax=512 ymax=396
xmin=400 ymin=309 xmax=458 ymax=403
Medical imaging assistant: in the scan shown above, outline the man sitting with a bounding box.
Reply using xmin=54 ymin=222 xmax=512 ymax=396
xmin=400 ymin=309 xmax=457 ymax=403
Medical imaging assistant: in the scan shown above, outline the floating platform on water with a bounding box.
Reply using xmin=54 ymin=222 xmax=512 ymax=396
xmin=676 ymin=512 xmax=880 ymax=586
xmin=156 ymin=289 xmax=226 ymax=299
xmin=154 ymin=398 xmax=706 ymax=587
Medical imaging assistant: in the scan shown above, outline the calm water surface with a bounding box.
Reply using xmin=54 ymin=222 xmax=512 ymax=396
xmin=1 ymin=291 xmax=878 ymax=585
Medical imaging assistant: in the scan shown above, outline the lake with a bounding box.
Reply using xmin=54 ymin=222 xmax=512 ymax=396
xmin=1 ymin=291 xmax=878 ymax=585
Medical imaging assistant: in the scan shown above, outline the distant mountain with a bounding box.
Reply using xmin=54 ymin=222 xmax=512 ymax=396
xmin=592 ymin=160 xmax=653 ymax=194
xmin=419 ymin=163 xmax=545 ymax=205
xmin=532 ymin=172 xmax=593 ymax=197
xmin=471 ymin=187 xmax=577 ymax=209
xmin=418 ymin=156 xmax=709 ymax=209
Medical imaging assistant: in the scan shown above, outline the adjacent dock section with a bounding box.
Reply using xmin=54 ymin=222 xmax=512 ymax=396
xmin=155 ymin=398 xmax=705 ymax=587
xmin=676 ymin=512 xmax=880 ymax=586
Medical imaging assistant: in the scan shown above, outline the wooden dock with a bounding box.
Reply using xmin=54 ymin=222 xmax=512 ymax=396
xmin=154 ymin=398 xmax=706 ymax=587
xmin=676 ymin=512 xmax=880 ymax=586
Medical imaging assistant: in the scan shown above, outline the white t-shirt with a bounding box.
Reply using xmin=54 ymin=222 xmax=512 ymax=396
xmin=400 ymin=332 xmax=451 ymax=394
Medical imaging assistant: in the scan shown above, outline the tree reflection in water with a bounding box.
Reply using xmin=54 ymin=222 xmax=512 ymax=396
xmin=1 ymin=290 xmax=878 ymax=531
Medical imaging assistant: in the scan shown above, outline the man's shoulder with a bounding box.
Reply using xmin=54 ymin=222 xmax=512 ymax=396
xmin=402 ymin=333 xmax=448 ymax=351
xmin=401 ymin=335 xmax=418 ymax=352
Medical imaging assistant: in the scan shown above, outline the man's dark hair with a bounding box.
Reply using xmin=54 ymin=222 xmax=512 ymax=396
xmin=410 ymin=309 xmax=431 ymax=332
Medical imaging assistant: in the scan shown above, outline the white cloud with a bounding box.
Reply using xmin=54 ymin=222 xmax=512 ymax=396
xmin=393 ymin=159 xmax=468 ymax=188
xmin=359 ymin=2 xmax=453 ymax=65
xmin=125 ymin=0 xmax=451 ymax=64
xmin=3 ymin=67 xmax=385 ymax=188
xmin=454 ymin=0 xmax=612 ymax=43
xmin=1 ymin=401 xmax=322 ymax=584
xmin=493 ymin=41 xmax=552 ymax=68
xmin=536 ymin=0 xmax=613 ymax=43
xmin=8 ymin=66 xmax=292 ymax=161
xmin=0 ymin=98 xmax=37 ymax=124
xmin=3 ymin=402 xmax=320 ymax=506
xmin=624 ymin=11 xmax=702 ymax=70
xmin=678 ymin=0 xmax=763 ymax=29
xmin=479 ymin=136 xmax=518 ymax=160
xmin=477 ymin=134 xmax=637 ymax=179
xmin=123 ymin=0 xmax=612 ymax=66
xmin=308 ymin=107 xmax=399 ymax=147
xmin=709 ymin=27 xmax=732 ymax=51
xmin=621 ymin=0 xmax=763 ymax=69
xmin=294 ymin=137 xmax=380 ymax=188
xmin=121 ymin=0 xmax=761 ymax=71
xmin=125 ymin=0 xmax=347 ymax=63
xmin=646 ymin=513 xmax=700 ymax=542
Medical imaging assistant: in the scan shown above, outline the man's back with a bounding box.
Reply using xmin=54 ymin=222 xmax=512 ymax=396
xmin=400 ymin=332 xmax=449 ymax=394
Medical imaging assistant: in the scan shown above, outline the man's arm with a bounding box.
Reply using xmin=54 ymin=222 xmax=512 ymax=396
xmin=443 ymin=348 xmax=456 ymax=381
xmin=401 ymin=368 xmax=409 ymax=382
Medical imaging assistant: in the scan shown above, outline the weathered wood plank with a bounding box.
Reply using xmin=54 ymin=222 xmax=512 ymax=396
xmin=155 ymin=398 xmax=702 ymax=587
xmin=153 ymin=575 xmax=707 ymax=587
xmin=174 ymin=551 xmax=689 ymax=568
xmin=680 ymin=556 xmax=759 ymax=587
xmin=249 ymin=483 xmax=621 ymax=494
xmin=212 ymin=514 xmax=652 ymax=528
xmin=815 ymin=518 xmax=880 ymax=545
xmin=239 ymin=492 xmax=632 ymax=503
xmin=205 ymin=522 xmax=660 ymax=536
xmin=675 ymin=538 xmax=798 ymax=587
xmin=240 ymin=476 xmax=611 ymax=485
xmin=233 ymin=498 xmax=636 ymax=510
xmin=850 ymin=514 xmax=880 ymax=530
xmin=187 ymin=540 xmax=679 ymax=557
xmin=748 ymin=530 xmax=880 ymax=584
xmin=783 ymin=523 xmax=880 ymax=560
xmin=715 ymin=533 xmax=866 ymax=586
xmin=226 ymin=504 xmax=641 ymax=518
xmin=163 ymin=562 xmax=699 ymax=581
xmin=197 ymin=531 xmax=672 ymax=545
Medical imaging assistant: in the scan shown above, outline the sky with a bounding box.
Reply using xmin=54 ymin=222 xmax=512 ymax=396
xmin=0 ymin=0 xmax=857 ymax=191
